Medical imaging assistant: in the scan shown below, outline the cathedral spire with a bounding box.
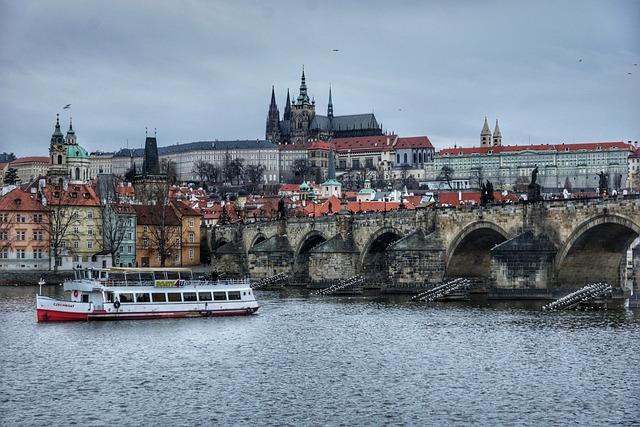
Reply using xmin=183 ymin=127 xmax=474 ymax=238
xmin=296 ymin=66 xmax=310 ymax=106
xmin=327 ymin=85 xmax=333 ymax=118
xmin=480 ymin=116 xmax=492 ymax=146
xmin=284 ymin=88 xmax=291 ymax=120
xmin=492 ymin=119 xmax=502 ymax=146
xmin=266 ymin=86 xmax=281 ymax=142
xmin=269 ymin=85 xmax=277 ymax=108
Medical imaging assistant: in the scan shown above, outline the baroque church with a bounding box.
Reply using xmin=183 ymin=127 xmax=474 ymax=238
xmin=266 ymin=68 xmax=383 ymax=145
xmin=47 ymin=114 xmax=90 ymax=185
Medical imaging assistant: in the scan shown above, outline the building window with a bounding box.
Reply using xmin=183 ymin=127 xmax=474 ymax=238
xmin=16 ymin=231 xmax=26 ymax=241
xmin=0 ymin=231 xmax=7 ymax=240
xmin=0 ymin=213 xmax=7 ymax=223
xmin=87 ymin=228 xmax=93 ymax=235
xmin=143 ymin=239 xmax=148 ymax=248
xmin=33 ymin=249 xmax=43 ymax=259
xmin=16 ymin=249 xmax=26 ymax=259
xmin=143 ymin=225 xmax=148 ymax=232
xmin=73 ymin=241 xmax=79 ymax=249
xmin=87 ymin=241 xmax=93 ymax=249
xmin=0 ymin=249 xmax=8 ymax=259
xmin=188 ymin=232 xmax=194 ymax=243
xmin=73 ymin=226 xmax=79 ymax=234
xmin=33 ymin=214 xmax=43 ymax=223
xmin=175 ymin=253 xmax=180 ymax=261
xmin=188 ymin=218 xmax=194 ymax=227
xmin=33 ymin=231 xmax=43 ymax=241
xmin=404 ymin=153 xmax=408 ymax=163
xmin=127 ymin=245 xmax=132 ymax=254
xmin=189 ymin=249 xmax=194 ymax=259
xmin=87 ymin=211 xmax=94 ymax=219
xmin=16 ymin=214 xmax=26 ymax=223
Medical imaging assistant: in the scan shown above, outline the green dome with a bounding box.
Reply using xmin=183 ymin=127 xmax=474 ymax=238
xmin=66 ymin=144 xmax=89 ymax=159
xmin=358 ymin=187 xmax=375 ymax=195
xmin=299 ymin=181 xmax=310 ymax=191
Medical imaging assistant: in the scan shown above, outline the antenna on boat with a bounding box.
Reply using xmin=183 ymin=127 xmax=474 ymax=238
xmin=38 ymin=277 xmax=45 ymax=295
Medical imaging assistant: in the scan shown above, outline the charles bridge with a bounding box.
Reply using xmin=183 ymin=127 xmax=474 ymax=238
xmin=211 ymin=197 xmax=640 ymax=297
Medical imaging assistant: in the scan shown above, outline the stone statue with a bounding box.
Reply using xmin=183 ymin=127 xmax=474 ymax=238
xmin=277 ymin=197 xmax=287 ymax=220
xmin=480 ymin=180 xmax=495 ymax=205
xmin=597 ymin=171 xmax=608 ymax=196
xmin=530 ymin=165 xmax=539 ymax=186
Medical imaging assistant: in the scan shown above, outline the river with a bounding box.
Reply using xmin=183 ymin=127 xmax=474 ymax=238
xmin=1 ymin=285 xmax=639 ymax=426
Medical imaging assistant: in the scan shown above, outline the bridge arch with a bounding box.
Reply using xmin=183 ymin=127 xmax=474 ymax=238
xmin=555 ymin=214 xmax=640 ymax=288
xmin=446 ymin=221 xmax=509 ymax=279
xmin=360 ymin=227 xmax=404 ymax=285
xmin=249 ymin=233 xmax=267 ymax=251
xmin=293 ymin=231 xmax=328 ymax=283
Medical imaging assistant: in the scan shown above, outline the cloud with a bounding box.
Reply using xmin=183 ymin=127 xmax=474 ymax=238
xmin=0 ymin=0 xmax=638 ymax=156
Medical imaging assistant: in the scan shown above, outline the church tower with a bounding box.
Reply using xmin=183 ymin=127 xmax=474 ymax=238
xmin=48 ymin=114 xmax=70 ymax=184
xmin=480 ymin=117 xmax=492 ymax=147
xmin=290 ymin=67 xmax=316 ymax=144
xmin=492 ymin=119 xmax=502 ymax=146
xmin=265 ymin=86 xmax=281 ymax=143
xmin=283 ymin=89 xmax=292 ymax=121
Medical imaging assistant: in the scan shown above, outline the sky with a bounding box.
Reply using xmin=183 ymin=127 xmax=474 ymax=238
xmin=0 ymin=0 xmax=638 ymax=156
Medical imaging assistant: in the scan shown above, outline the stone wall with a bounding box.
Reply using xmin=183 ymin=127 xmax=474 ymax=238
xmin=309 ymin=252 xmax=358 ymax=285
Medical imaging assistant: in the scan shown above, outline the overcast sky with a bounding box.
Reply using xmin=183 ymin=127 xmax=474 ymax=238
xmin=0 ymin=0 xmax=638 ymax=156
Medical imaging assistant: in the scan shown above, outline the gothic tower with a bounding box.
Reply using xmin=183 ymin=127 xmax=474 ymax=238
xmin=265 ymin=86 xmax=281 ymax=143
xmin=480 ymin=116 xmax=492 ymax=147
xmin=492 ymin=119 xmax=502 ymax=146
xmin=283 ymin=89 xmax=292 ymax=121
xmin=327 ymin=86 xmax=334 ymax=119
xmin=290 ymin=67 xmax=316 ymax=144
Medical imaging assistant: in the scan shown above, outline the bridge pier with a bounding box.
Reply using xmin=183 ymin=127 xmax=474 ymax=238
xmin=248 ymin=235 xmax=294 ymax=279
xmin=308 ymin=235 xmax=359 ymax=289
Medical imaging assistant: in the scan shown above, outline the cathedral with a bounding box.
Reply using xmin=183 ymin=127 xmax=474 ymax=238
xmin=47 ymin=114 xmax=90 ymax=185
xmin=266 ymin=68 xmax=383 ymax=145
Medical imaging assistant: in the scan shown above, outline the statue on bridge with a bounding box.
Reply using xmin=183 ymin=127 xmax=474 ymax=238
xmin=277 ymin=197 xmax=287 ymax=220
xmin=527 ymin=165 xmax=541 ymax=202
xmin=597 ymin=171 xmax=608 ymax=197
xmin=480 ymin=180 xmax=495 ymax=205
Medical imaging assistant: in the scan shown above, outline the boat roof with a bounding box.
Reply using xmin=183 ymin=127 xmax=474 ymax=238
xmin=108 ymin=267 xmax=193 ymax=273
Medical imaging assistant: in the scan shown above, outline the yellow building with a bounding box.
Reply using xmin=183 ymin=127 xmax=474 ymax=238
xmin=42 ymin=183 xmax=106 ymax=270
xmin=172 ymin=201 xmax=201 ymax=266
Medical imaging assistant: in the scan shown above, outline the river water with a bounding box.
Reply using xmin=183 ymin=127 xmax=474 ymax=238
xmin=1 ymin=285 xmax=639 ymax=426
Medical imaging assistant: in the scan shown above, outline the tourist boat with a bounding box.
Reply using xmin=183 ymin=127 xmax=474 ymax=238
xmin=36 ymin=267 xmax=259 ymax=322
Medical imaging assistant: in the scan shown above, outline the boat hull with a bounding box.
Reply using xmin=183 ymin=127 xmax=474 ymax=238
xmin=37 ymin=306 xmax=259 ymax=322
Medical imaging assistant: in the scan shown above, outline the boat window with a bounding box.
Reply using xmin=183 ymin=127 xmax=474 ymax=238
xmin=140 ymin=272 xmax=155 ymax=284
xmin=198 ymin=292 xmax=212 ymax=301
xmin=119 ymin=293 xmax=134 ymax=303
xmin=104 ymin=292 xmax=114 ymax=302
xmin=167 ymin=292 xmax=182 ymax=302
xmin=183 ymin=292 xmax=197 ymax=302
xmin=152 ymin=293 xmax=167 ymax=303
xmin=110 ymin=273 xmax=126 ymax=283
xmin=166 ymin=271 xmax=180 ymax=280
xmin=82 ymin=294 xmax=89 ymax=303
xmin=213 ymin=292 xmax=227 ymax=301
xmin=228 ymin=291 xmax=241 ymax=300
xmin=135 ymin=293 xmax=151 ymax=303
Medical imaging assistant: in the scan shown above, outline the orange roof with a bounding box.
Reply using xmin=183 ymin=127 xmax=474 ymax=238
xmin=439 ymin=141 xmax=633 ymax=156
xmin=11 ymin=156 xmax=49 ymax=164
xmin=41 ymin=184 xmax=101 ymax=206
xmin=0 ymin=162 xmax=7 ymax=170
xmin=172 ymin=200 xmax=201 ymax=217
xmin=330 ymin=135 xmax=397 ymax=153
xmin=0 ymin=188 xmax=46 ymax=212
xmin=395 ymin=136 xmax=434 ymax=149
xmin=308 ymin=141 xmax=331 ymax=150
xmin=303 ymin=196 xmax=342 ymax=216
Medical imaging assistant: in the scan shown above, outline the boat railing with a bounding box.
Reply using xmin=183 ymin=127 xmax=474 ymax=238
xmin=98 ymin=278 xmax=250 ymax=288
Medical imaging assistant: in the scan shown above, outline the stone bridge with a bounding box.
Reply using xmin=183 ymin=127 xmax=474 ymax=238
xmin=212 ymin=197 xmax=640 ymax=294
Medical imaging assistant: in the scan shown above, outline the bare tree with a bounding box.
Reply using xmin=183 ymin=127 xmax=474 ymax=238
xmin=193 ymin=160 xmax=210 ymax=186
xmin=161 ymin=159 xmax=177 ymax=184
xmin=470 ymin=166 xmax=483 ymax=190
xmin=437 ymin=165 xmax=454 ymax=190
xmin=229 ymin=158 xmax=245 ymax=185
xmin=101 ymin=184 xmax=131 ymax=266
xmin=222 ymin=150 xmax=234 ymax=184
xmin=40 ymin=188 xmax=80 ymax=272
xmin=244 ymin=164 xmax=266 ymax=192
xmin=291 ymin=158 xmax=312 ymax=183
xmin=138 ymin=182 xmax=182 ymax=267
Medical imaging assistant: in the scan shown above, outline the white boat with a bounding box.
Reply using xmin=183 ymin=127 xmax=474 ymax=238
xmin=36 ymin=267 xmax=259 ymax=322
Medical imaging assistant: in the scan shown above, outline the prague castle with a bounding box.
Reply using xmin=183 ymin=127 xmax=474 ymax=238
xmin=266 ymin=68 xmax=383 ymax=145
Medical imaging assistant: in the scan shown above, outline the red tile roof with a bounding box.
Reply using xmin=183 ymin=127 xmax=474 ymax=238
xmin=330 ymin=135 xmax=397 ymax=153
xmin=347 ymin=200 xmax=416 ymax=213
xmin=436 ymin=191 xmax=519 ymax=206
xmin=42 ymin=184 xmax=101 ymax=206
xmin=439 ymin=141 xmax=633 ymax=156
xmin=303 ymin=196 xmax=342 ymax=216
xmin=395 ymin=136 xmax=434 ymax=149
xmin=132 ymin=204 xmax=181 ymax=226
xmin=11 ymin=156 xmax=49 ymax=164
xmin=0 ymin=188 xmax=46 ymax=212
xmin=172 ymin=200 xmax=201 ymax=217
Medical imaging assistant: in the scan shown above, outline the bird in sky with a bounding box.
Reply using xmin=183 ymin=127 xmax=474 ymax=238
xmin=63 ymin=104 xmax=71 ymax=109
xmin=332 ymin=49 xmax=340 ymax=52
xmin=578 ymin=58 xmax=582 ymax=62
